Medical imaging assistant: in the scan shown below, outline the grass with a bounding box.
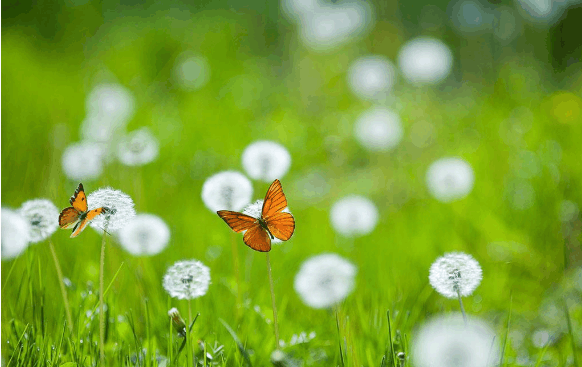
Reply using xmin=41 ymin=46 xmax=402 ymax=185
xmin=2 ymin=5 xmax=582 ymax=366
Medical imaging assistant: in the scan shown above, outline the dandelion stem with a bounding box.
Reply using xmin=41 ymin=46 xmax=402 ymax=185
xmin=187 ymin=299 xmax=193 ymax=367
xmin=99 ymin=223 xmax=109 ymax=366
xmin=48 ymin=238 xmax=74 ymax=335
xmin=564 ymin=301 xmax=579 ymax=367
xmin=230 ymin=232 xmax=241 ymax=316
xmin=266 ymin=253 xmax=280 ymax=349
xmin=335 ymin=307 xmax=345 ymax=367
xmin=456 ymin=288 xmax=467 ymax=325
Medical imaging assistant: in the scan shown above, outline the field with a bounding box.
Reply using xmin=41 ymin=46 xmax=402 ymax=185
xmin=2 ymin=0 xmax=582 ymax=365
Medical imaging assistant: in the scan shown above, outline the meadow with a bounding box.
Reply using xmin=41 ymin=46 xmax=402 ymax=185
xmin=2 ymin=0 xmax=582 ymax=365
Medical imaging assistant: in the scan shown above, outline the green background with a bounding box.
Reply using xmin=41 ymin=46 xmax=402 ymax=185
xmin=2 ymin=0 xmax=582 ymax=365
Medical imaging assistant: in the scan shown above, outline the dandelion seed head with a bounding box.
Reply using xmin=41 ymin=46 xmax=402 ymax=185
xmin=242 ymin=200 xmax=291 ymax=244
xmin=330 ymin=196 xmax=378 ymax=237
xmin=299 ymin=2 xmax=373 ymax=51
xmin=173 ymin=54 xmax=210 ymax=91
xmin=398 ymin=37 xmax=453 ymax=85
xmin=412 ymin=313 xmax=499 ymax=367
xmin=117 ymin=214 xmax=170 ymax=256
xmin=61 ymin=141 xmax=105 ymax=181
xmin=354 ymin=107 xmax=403 ymax=151
xmin=87 ymin=188 xmax=136 ymax=232
xmin=201 ymin=171 xmax=253 ymax=212
xmin=82 ymin=83 xmax=135 ymax=142
xmin=426 ymin=157 xmax=475 ymax=202
xmin=1 ymin=208 xmax=30 ymax=260
xmin=242 ymin=141 xmax=291 ymax=182
xmin=514 ymin=0 xmax=567 ymax=25
xmin=281 ymin=0 xmax=321 ymax=21
xmin=294 ymin=253 xmax=357 ymax=309
xmin=18 ymin=199 xmax=60 ymax=243
xmin=162 ymin=260 xmax=211 ymax=300
xmin=86 ymin=83 xmax=134 ymax=120
xmin=80 ymin=115 xmax=119 ymax=143
xmin=116 ymin=127 xmax=159 ymax=166
xmin=347 ymin=56 xmax=396 ymax=101
xmin=429 ymin=252 xmax=482 ymax=298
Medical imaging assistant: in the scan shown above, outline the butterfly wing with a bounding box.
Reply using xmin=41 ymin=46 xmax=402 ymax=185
xmin=262 ymin=179 xmax=295 ymax=241
xmin=70 ymin=207 xmax=108 ymax=238
xmin=266 ymin=212 xmax=295 ymax=241
xmin=217 ymin=210 xmax=257 ymax=232
xmin=261 ymin=179 xmax=288 ymax=219
xmin=70 ymin=183 xmax=88 ymax=213
xmin=59 ymin=207 xmax=81 ymax=229
xmin=242 ymin=224 xmax=271 ymax=252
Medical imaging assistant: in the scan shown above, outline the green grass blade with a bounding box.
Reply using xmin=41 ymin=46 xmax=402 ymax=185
xmin=219 ymin=318 xmax=252 ymax=367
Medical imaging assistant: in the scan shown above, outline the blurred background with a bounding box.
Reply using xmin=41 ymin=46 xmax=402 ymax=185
xmin=2 ymin=0 xmax=582 ymax=364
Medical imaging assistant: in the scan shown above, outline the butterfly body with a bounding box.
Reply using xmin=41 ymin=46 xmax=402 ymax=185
xmin=217 ymin=179 xmax=295 ymax=252
xmin=59 ymin=183 xmax=110 ymax=238
xmin=257 ymin=218 xmax=275 ymax=240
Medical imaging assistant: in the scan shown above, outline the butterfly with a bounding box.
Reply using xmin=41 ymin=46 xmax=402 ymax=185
xmin=58 ymin=183 xmax=110 ymax=238
xmin=217 ymin=179 xmax=295 ymax=252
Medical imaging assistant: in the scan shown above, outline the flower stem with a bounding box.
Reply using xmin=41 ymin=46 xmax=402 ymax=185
xmin=456 ymin=288 xmax=467 ymax=325
xmin=230 ymin=232 xmax=241 ymax=316
xmin=335 ymin=307 xmax=345 ymax=367
xmin=266 ymin=253 xmax=280 ymax=349
xmin=187 ymin=299 xmax=193 ymax=367
xmin=48 ymin=238 xmax=73 ymax=335
xmin=99 ymin=224 xmax=109 ymax=365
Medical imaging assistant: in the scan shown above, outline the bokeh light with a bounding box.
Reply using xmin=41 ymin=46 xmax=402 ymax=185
xmin=397 ymin=37 xmax=453 ymax=85
xmin=347 ymin=56 xmax=396 ymax=101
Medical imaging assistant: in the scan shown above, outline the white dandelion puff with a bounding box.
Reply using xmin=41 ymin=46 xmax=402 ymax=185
xmin=514 ymin=0 xmax=567 ymax=25
xmin=117 ymin=214 xmax=170 ymax=256
xmin=347 ymin=56 xmax=396 ymax=101
xmin=281 ymin=0 xmax=321 ymax=21
xmin=429 ymin=252 xmax=482 ymax=299
xmin=397 ymin=37 xmax=453 ymax=85
xmin=86 ymin=83 xmax=135 ymax=121
xmin=81 ymin=83 xmax=135 ymax=142
xmin=173 ymin=54 xmax=211 ymax=91
xmin=81 ymin=84 xmax=135 ymax=142
xmin=87 ymin=187 xmax=136 ymax=232
xmin=61 ymin=141 xmax=105 ymax=181
xmin=299 ymin=2 xmax=373 ymax=51
xmin=162 ymin=260 xmax=211 ymax=300
xmin=201 ymin=171 xmax=253 ymax=212
xmin=330 ymin=196 xmax=378 ymax=237
xmin=354 ymin=107 xmax=403 ymax=151
xmin=242 ymin=141 xmax=291 ymax=182
xmin=116 ymin=127 xmax=159 ymax=166
xmin=242 ymin=200 xmax=265 ymax=219
xmin=412 ymin=313 xmax=499 ymax=367
xmin=18 ymin=199 xmax=60 ymax=243
xmin=426 ymin=157 xmax=475 ymax=203
xmin=294 ymin=253 xmax=357 ymax=309
xmin=242 ymin=200 xmax=291 ymax=245
xmin=1 ymin=208 xmax=30 ymax=260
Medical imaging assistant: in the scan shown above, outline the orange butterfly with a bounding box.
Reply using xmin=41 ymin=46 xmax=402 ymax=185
xmin=59 ymin=183 xmax=110 ymax=238
xmin=217 ymin=179 xmax=295 ymax=252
